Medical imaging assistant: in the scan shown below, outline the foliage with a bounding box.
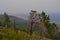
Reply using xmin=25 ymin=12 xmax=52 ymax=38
xmin=3 ymin=12 xmax=11 ymax=28
xmin=0 ymin=27 xmax=31 ymax=40
xmin=0 ymin=11 xmax=59 ymax=40
xmin=29 ymin=10 xmax=59 ymax=40
xmin=0 ymin=27 xmax=53 ymax=40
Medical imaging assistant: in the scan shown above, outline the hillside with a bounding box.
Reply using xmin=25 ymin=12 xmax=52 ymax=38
xmin=0 ymin=27 xmax=52 ymax=40
xmin=0 ymin=15 xmax=60 ymax=31
xmin=0 ymin=13 xmax=60 ymax=40
xmin=0 ymin=15 xmax=29 ymax=29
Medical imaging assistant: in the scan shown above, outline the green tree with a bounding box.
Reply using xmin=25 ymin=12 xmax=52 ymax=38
xmin=38 ymin=11 xmax=58 ymax=39
xmin=49 ymin=23 xmax=58 ymax=39
xmin=52 ymin=23 xmax=58 ymax=30
xmin=40 ymin=11 xmax=58 ymax=39
xmin=3 ymin=12 xmax=10 ymax=28
xmin=38 ymin=11 xmax=49 ymax=39
xmin=29 ymin=10 xmax=58 ymax=39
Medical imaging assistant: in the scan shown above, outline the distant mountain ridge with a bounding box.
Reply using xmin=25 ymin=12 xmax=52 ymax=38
xmin=0 ymin=15 xmax=28 ymax=29
xmin=16 ymin=13 xmax=60 ymax=24
xmin=0 ymin=13 xmax=60 ymax=31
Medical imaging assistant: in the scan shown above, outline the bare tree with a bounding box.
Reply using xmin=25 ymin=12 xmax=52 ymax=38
xmin=29 ymin=10 xmax=37 ymax=35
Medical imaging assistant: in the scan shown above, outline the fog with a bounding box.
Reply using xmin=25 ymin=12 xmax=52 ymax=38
xmin=0 ymin=0 xmax=60 ymax=15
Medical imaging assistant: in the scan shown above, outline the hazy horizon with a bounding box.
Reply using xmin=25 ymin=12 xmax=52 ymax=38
xmin=0 ymin=0 xmax=60 ymax=15
xmin=0 ymin=0 xmax=60 ymax=24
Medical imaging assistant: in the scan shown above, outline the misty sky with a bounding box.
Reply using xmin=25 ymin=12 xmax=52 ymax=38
xmin=0 ymin=0 xmax=60 ymax=15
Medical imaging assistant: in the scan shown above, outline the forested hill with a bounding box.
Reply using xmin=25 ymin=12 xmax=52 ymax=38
xmin=0 ymin=15 xmax=28 ymax=29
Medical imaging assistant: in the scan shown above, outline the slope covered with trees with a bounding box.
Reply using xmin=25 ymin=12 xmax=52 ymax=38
xmin=0 ymin=10 xmax=60 ymax=40
xmin=29 ymin=10 xmax=60 ymax=40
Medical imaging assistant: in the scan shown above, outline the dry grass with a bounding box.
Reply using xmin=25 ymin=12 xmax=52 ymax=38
xmin=0 ymin=27 xmax=52 ymax=40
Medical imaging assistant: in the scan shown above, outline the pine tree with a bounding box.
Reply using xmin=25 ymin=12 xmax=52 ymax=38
xmin=3 ymin=12 xmax=10 ymax=28
xmin=38 ymin=11 xmax=48 ymax=39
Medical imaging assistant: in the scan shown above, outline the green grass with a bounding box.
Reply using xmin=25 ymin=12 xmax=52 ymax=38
xmin=0 ymin=27 xmax=52 ymax=40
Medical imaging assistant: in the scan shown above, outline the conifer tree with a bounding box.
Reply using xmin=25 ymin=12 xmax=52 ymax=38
xmin=3 ymin=12 xmax=10 ymax=28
